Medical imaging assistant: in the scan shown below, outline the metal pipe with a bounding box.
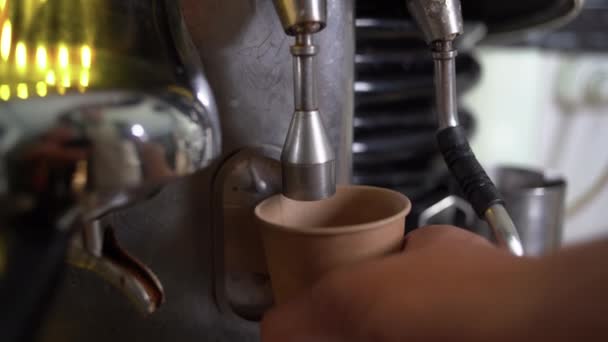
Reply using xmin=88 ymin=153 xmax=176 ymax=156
xmin=273 ymin=0 xmax=336 ymax=201
xmin=485 ymin=204 xmax=525 ymax=256
xmin=407 ymin=0 xmax=523 ymax=256
xmin=432 ymin=41 xmax=459 ymax=129
xmin=293 ymin=33 xmax=317 ymax=111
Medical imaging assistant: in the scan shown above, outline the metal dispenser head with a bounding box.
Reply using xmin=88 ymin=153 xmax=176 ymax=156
xmin=406 ymin=0 xmax=464 ymax=44
xmin=273 ymin=0 xmax=327 ymax=34
xmin=272 ymin=0 xmax=336 ymax=201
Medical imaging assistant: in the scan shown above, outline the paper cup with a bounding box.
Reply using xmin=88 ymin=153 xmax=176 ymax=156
xmin=255 ymin=185 xmax=411 ymax=304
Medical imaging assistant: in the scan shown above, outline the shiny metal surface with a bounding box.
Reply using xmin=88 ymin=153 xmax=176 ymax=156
xmin=165 ymin=0 xmax=223 ymax=156
xmin=406 ymin=0 xmax=523 ymax=255
xmin=67 ymin=221 xmax=165 ymax=314
xmin=1 ymin=93 xmax=214 ymax=207
xmin=406 ymin=0 xmax=464 ymax=44
xmin=0 ymin=0 xmax=220 ymax=207
xmin=212 ymin=146 xmax=282 ymax=321
xmin=0 ymin=0 xmax=220 ymax=333
xmin=496 ymin=167 xmax=566 ymax=256
xmin=274 ymin=0 xmax=337 ymax=200
xmin=282 ymin=111 xmax=334 ymax=164
xmin=406 ymin=0 xmax=463 ymax=129
xmin=433 ymin=43 xmax=460 ymax=129
xmin=183 ymin=0 xmax=353 ymax=182
xmin=273 ymin=0 xmax=327 ymax=34
xmin=282 ymin=160 xmax=335 ymax=200
xmin=0 ymin=91 xmax=215 ymax=311
xmin=418 ymin=195 xmax=476 ymax=227
xmin=485 ymin=205 xmax=525 ymax=257
xmin=37 ymin=0 xmax=354 ymax=340
xmin=282 ymin=110 xmax=336 ymax=200
xmin=292 ymin=34 xmax=318 ymax=111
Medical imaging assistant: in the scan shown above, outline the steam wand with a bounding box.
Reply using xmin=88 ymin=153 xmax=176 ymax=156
xmin=406 ymin=0 xmax=524 ymax=256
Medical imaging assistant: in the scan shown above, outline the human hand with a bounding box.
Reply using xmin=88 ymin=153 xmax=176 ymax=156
xmin=262 ymin=225 xmax=537 ymax=342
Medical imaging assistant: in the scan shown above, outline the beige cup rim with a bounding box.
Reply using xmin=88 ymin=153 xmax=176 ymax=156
xmin=254 ymin=185 xmax=412 ymax=235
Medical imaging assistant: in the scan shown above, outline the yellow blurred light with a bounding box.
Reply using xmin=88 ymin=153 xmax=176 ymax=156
xmin=16 ymin=41 xmax=26 ymax=70
xmin=0 ymin=0 xmax=6 ymax=11
xmin=79 ymin=69 xmax=89 ymax=87
xmin=81 ymin=45 xmax=92 ymax=69
xmin=36 ymin=81 xmax=47 ymax=97
xmin=46 ymin=70 xmax=56 ymax=85
xmin=0 ymin=84 xmax=10 ymax=101
xmin=62 ymin=71 xmax=71 ymax=88
xmin=1 ymin=20 xmax=12 ymax=62
xmin=17 ymin=83 xmax=28 ymax=99
xmin=57 ymin=85 xmax=66 ymax=95
xmin=71 ymin=160 xmax=88 ymax=193
xmin=36 ymin=46 xmax=47 ymax=70
xmin=58 ymin=45 xmax=69 ymax=69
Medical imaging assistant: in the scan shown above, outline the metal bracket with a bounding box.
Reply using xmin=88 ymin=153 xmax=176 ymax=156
xmin=211 ymin=145 xmax=282 ymax=321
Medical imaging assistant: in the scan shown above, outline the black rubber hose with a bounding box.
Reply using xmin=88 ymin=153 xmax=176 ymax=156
xmin=436 ymin=126 xmax=504 ymax=217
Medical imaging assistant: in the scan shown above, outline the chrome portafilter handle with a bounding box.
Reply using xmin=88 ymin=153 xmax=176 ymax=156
xmin=272 ymin=0 xmax=336 ymax=201
xmin=406 ymin=0 xmax=524 ymax=256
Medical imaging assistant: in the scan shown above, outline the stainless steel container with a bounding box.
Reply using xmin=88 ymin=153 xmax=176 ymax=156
xmin=473 ymin=167 xmax=567 ymax=256
xmin=495 ymin=167 xmax=567 ymax=256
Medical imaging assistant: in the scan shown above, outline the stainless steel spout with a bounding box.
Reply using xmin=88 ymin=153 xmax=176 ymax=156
xmin=272 ymin=0 xmax=336 ymax=201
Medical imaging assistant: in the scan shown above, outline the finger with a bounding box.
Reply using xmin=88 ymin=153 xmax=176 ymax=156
xmin=262 ymin=254 xmax=406 ymax=342
xmin=403 ymin=225 xmax=494 ymax=254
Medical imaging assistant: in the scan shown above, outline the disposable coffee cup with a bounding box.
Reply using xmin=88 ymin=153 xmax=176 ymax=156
xmin=255 ymin=185 xmax=411 ymax=304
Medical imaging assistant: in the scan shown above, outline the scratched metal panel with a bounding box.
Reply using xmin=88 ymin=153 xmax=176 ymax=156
xmin=40 ymin=0 xmax=354 ymax=341
xmin=181 ymin=0 xmax=354 ymax=183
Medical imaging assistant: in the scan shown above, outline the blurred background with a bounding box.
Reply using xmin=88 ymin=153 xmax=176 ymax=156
xmin=353 ymin=0 xmax=608 ymax=245
xmin=467 ymin=0 xmax=608 ymax=244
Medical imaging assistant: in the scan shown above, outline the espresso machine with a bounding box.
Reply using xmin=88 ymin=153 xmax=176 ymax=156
xmin=0 ymin=0 xmax=582 ymax=341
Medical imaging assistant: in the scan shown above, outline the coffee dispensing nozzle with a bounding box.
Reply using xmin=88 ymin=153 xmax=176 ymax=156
xmin=406 ymin=0 xmax=524 ymax=256
xmin=272 ymin=0 xmax=336 ymax=201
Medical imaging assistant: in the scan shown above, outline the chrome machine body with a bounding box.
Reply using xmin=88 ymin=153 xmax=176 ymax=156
xmin=0 ymin=0 xmax=354 ymax=341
